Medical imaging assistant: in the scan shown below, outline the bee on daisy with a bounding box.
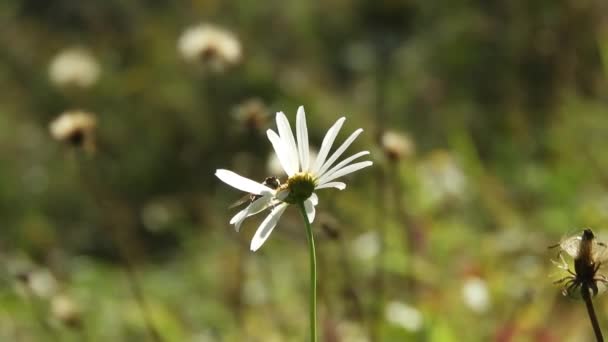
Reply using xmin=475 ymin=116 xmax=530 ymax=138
xmin=216 ymin=106 xmax=372 ymax=251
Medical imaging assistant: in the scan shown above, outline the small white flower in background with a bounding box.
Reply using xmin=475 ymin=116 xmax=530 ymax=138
xmin=48 ymin=48 xmax=100 ymax=89
xmin=336 ymin=320 xmax=370 ymax=342
xmin=351 ymin=231 xmax=380 ymax=261
xmin=51 ymin=294 xmax=82 ymax=328
xmin=216 ymin=106 xmax=372 ymax=251
xmin=418 ymin=150 xmax=466 ymax=205
xmin=15 ymin=268 xmax=58 ymax=299
xmin=178 ymin=23 xmax=242 ymax=72
xmin=385 ymin=301 xmax=424 ymax=332
xmin=381 ymin=130 xmax=414 ymax=162
xmin=462 ymin=276 xmax=491 ymax=313
xmin=49 ymin=110 xmax=97 ymax=152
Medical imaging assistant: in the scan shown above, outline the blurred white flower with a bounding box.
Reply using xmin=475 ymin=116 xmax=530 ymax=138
xmin=336 ymin=320 xmax=370 ymax=342
xmin=178 ymin=24 xmax=242 ymax=72
xmin=381 ymin=130 xmax=414 ymax=161
xmin=351 ymin=231 xmax=380 ymax=261
xmin=141 ymin=201 xmax=173 ymax=233
xmin=49 ymin=110 xmax=97 ymax=152
xmin=15 ymin=268 xmax=58 ymax=299
xmin=385 ymin=301 xmax=424 ymax=332
xmin=48 ymin=48 xmax=100 ymax=89
xmin=51 ymin=294 xmax=82 ymax=328
xmin=462 ymin=277 xmax=491 ymax=313
xmin=216 ymin=106 xmax=372 ymax=251
xmin=418 ymin=151 xmax=466 ymax=205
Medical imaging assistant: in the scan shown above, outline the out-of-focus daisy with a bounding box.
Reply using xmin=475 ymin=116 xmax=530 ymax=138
xmin=461 ymin=276 xmax=491 ymax=313
xmin=49 ymin=110 xmax=97 ymax=153
xmin=216 ymin=106 xmax=372 ymax=251
xmin=48 ymin=48 xmax=100 ymax=89
xmin=385 ymin=301 xmax=424 ymax=332
xmin=14 ymin=267 xmax=58 ymax=299
xmin=178 ymin=23 xmax=242 ymax=72
xmin=418 ymin=150 xmax=466 ymax=206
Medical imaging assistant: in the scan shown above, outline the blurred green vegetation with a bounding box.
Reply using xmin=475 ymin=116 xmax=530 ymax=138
xmin=2 ymin=0 xmax=608 ymax=341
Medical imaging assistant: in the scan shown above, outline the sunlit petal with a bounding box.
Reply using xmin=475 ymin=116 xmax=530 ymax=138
xmin=250 ymin=203 xmax=288 ymax=251
xmin=215 ymin=169 xmax=274 ymax=195
xmin=276 ymin=112 xmax=299 ymax=173
xmin=296 ymin=106 xmax=310 ymax=172
xmin=304 ymin=198 xmax=316 ymax=223
xmin=317 ymin=128 xmax=363 ymax=177
xmin=317 ymin=151 xmax=370 ymax=184
xmin=267 ymin=129 xmax=296 ymax=176
xmin=311 ymin=117 xmax=345 ymax=174
xmin=230 ymin=195 xmax=273 ymax=231
xmin=314 ymin=182 xmax=346 ymax=190
xmin=317 ymin=161 xmax=373 ymax=184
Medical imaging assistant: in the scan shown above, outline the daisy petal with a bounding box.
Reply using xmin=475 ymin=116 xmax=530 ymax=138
xmin=216 ymin=169 xmax=274 ymax=195
xmin=315 ymin=182 xmax=346 ymax=190
xmin=311 ymin=117 xmax=345 ymax=174
xmin=304 ymin=197 xmax=316 ymax=223
xmin=267 ymin=129 xmax=296 ymax=176
xmin=230 ymin=195 xmax=274 ymax=232
xmin=317 ymin=128 xmax=363 ymax=177
xmin=309 ymin=192 xmax=319 ymax=205
xmin=317 ymin=151 xmax=370 ymax=185
xmin=250 ymin=203 xmax=288 ymax=251
xmin=296 ymin=106 xmax=310 ymax=172
xmin=276 ymin=112 xmax=299 ymax=173
xmin=317 ymin=161 xmax=373 ymax=184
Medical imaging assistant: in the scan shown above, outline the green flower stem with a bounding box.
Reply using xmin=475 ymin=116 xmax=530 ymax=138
xmin=298 ymin=202 xmax=317 ymax=342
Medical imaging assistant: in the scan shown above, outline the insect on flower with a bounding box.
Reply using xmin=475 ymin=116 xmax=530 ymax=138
xmin=229 ymin=176 xmax=281 ymax=209
xmin=550 ymin=229 xmax=608 ymax=298
xmin=215 ymin=106 xmax=372 ymax=251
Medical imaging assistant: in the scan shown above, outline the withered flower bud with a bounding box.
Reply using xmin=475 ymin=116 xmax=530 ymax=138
xmin=381 ymin=130 xmax=414 ymax=162
xmin=49 ymin=110 xmax=97 ymax=153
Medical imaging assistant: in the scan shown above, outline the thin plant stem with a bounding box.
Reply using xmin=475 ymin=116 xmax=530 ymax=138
xmin=298 ymin=202 xmax=317 ymax=342
xmin=75 ymin=153 xmax=162 ymax=342
xmin=582 ymin=284 xmax=604 ymax=342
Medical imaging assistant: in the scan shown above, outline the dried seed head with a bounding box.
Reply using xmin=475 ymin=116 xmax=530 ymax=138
xmin=381 ymin=130 xmax=414 ymax=162
xmin=550 ymin=228 xmax=608 ymax=299
xmin=49 ymin=110 xmax=97 ymax=152
xmin=178 ymin=24 xmax=242 ymax=72
xmin=232 ymin=98 xmax=269 ymax=131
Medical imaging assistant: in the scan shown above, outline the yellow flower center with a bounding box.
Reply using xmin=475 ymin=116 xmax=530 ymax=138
xmin=282 ymin=172 xmax=317 ymax=204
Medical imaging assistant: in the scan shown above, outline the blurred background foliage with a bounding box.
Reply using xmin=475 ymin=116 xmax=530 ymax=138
xmin=1 ymin=0 xmax=608 ymax=341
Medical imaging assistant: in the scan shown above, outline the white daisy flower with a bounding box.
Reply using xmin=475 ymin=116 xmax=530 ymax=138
xmin=216 ymin=106 xmax=372 ymax=251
